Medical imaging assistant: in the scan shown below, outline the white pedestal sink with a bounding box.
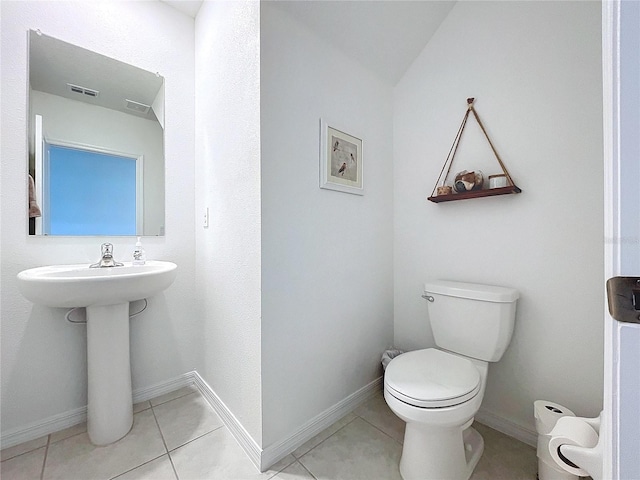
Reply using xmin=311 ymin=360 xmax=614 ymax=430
xmin=17 ymin=261 xmax=177 ymax=445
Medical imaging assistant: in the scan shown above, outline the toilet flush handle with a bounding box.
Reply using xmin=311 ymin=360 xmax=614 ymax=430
xmin=422 ymin=294 xmax=434 ymax=302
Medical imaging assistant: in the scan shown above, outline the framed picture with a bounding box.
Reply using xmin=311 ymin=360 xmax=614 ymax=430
xmin=319 ymin=119 xmax=363 ymax=195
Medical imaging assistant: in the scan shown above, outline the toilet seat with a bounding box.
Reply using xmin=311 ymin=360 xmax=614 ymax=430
xmin=385 ymin=348 xmax=481 ymax=408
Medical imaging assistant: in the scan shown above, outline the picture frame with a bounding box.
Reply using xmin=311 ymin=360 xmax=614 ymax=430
xmin=319 ymin=118 xmax=363 ymax=195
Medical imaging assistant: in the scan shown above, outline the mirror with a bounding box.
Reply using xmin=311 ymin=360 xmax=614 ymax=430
xmin=28 ymin=30 xmax=165 ymax=236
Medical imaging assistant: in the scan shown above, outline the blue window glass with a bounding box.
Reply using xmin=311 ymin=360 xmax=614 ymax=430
xmin=48 ymin=145 xmax=137 ymax=235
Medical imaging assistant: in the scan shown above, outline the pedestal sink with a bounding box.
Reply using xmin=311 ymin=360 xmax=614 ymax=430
xmin=17 ymin=261 xmax=177 ymax=445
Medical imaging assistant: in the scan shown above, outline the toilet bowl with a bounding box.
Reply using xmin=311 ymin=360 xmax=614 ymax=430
xmin=384 ymin=348 xmax=488 ymax=480
xmin=384 ymin=280 xmax=519 ymax=480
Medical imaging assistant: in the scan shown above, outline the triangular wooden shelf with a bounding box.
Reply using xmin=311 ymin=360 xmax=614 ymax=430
xmin=428 ymin=98 xmax=522 ymax=204
xmin=427 ymin=185 xmax=521 ymax=203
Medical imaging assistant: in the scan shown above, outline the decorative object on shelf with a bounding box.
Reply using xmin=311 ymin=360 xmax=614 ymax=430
xmin=428 ymin=98 xmax=521 ymax=203
xmin=453 ymin=170 xmax=484 ymax=192
xmin=320 ymin=118 xmax=363 ymax=195
xmin=488 ymin=174 xmax=508 ymax=189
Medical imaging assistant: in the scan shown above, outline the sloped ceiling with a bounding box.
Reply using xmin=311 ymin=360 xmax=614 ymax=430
xmin=161 ymin=0 xmax=203 ymax=18
xmin=29 ymin=31 xmax=163 ymax=121
xmin=161 ymin=0 xmax=455 ymax=86
xmin=269 ymin=1 xmax=455 ymax=85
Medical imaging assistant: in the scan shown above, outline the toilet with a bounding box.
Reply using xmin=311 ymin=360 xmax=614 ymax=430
xmin=384 ymin=280 xmax=519 ymax=480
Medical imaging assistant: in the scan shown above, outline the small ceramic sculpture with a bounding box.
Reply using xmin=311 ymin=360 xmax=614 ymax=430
xmin=453 ymin=170 xmax=484 ymax=192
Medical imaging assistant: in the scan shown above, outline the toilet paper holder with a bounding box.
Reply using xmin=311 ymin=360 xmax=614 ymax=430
xmin=548 ymin=413 xmax=603 ymax=480
xmin=606 ymin=276 xmax=640 ymax=324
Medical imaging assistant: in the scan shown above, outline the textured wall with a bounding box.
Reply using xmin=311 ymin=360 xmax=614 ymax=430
xmin=194 ymin=0 xmax=263 ymax=445
xmin=260 ymin=4 xmax=394 ymax=448
xmin=393 ymin=0 xmax=604 ymax=434
xmin=0 ymin=1 xmax=198 ymax=435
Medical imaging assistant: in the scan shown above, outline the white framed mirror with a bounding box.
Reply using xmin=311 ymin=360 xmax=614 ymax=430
xmin=28 ymin=30 xmax=165 ymax=236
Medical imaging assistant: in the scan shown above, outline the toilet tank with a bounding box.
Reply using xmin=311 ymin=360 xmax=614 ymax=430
xmin=425 ymin=280 xmax=519 ymax=362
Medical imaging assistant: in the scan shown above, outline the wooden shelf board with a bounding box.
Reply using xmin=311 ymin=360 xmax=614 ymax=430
xmin=428 ymin=185 xmax=522 ymax=203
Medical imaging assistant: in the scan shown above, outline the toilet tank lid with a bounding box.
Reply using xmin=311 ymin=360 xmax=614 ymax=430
xmin=424 ymin=280 xmax=519 ymax=303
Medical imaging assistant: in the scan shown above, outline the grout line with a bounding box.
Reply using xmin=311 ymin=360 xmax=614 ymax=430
xmin=110 ymin=453 xmax=166 ymax=480
xmin=356 ymin=415 xmax=404 ymax=446
xmin=266 ymin=455 xmax=297 ymax=479
xmin=48 ymin=425 xmax=87 ymax=447
xmin=353 ymin=394 xmax=405 ymax=446
xmin=299 ymin=460 xmax=319 ymax=480
xmin=167 ymin=451 xmax=180 ymax=480
xmin=166 ymin=425 xmax=225 ymax=453
xmin=294 ymin=414 xmax=358 ymax=461
xmin=149 ymin=387 xmax=198 ymax=409
xmin=165 ymin=426 xmax=226 ymax=480
xmin=150 ymin=405 xmax=170 ymax=455
xmin=39 ymin=434 xmax=50 ymax=480
xmin=108 ymin=454 xmax=166 ymax=480
xmin=147 ymin=405 xmax=180 ymax=480
xmin=1 ymin=436 xmax=48 ymax=463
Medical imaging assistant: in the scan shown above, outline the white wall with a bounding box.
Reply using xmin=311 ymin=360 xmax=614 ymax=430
xmin=1 ymin=0 xmax=607 ymax=462
xmin=393 ymin=0 xmax=604 ymax=435
xmin=260 ymin=4 xmax=394 ymax=448
xmin=1 ymin=1 xmax=198 ymax=435
xmin=30 ymin=91 xmax=165 ymax=235
xmin=194 ymin=0 xmax=263 ymax=445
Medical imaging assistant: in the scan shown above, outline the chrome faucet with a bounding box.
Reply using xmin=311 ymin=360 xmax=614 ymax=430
xmin=90 ymin=243 xmax=124 ymax=268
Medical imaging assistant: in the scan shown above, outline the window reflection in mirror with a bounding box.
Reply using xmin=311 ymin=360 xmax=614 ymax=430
xmin=28 ymin=30 xmax=165 ymax=236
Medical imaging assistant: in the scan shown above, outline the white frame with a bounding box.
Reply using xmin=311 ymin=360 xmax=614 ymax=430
xmin=603 ymin=1 xmax=640 ymax=479
xmin=34 ymin=114 xmax=44 ymax=235
xmin=319 ymin=118 xmax=364 ymax=195
xmin=40 ymin=136 xmax=144 ymax=235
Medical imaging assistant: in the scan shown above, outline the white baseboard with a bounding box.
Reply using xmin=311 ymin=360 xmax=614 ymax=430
xmin=2 ymin=373 xmax=536 ymax=471
xmin=191 ymin=372 xmax=263 ymax=470
xmin=132 ymin=371 xmax=195 ymax=404
xmin=0 ymin=405 xmax=87 ymax=450
xmin=475 ymin=407 xmax=537 ymax=447
xmin=193 ymin=373 xmax=382 ymax=472
xmin=260 ymin=377 xmax=382 ymax=471
xmin=0 ymin=372 xmax=195 ymax=450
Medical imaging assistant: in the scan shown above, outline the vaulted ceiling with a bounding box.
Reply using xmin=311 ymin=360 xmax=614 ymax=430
xmin=163 ymin=0 xmax=456 ymax=86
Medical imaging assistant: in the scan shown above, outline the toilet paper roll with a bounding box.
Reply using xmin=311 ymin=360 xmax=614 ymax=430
xmin=548 ymin=416 xmax=599 ymax=477
xmin=534 ymin=400 xmax=576 ymax=434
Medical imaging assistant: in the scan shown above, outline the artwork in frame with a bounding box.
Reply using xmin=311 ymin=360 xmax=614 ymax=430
xmin=319 ymin=119 xmax=363 ymax=195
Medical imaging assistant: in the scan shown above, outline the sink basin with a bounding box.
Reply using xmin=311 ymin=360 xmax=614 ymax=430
xmin=17 ymin=261 xmax=177 ymax=308
xmin=17 ymin=260 xmax=177 ymax=446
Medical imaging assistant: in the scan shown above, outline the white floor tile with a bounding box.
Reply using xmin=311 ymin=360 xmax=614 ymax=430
xmin=298 ymin=417 xmax=402 ymax=480
xmin=43 ymin=409 xmax=166 ymax=480
xmin=273 ymin=461 xmax=317 ymax=480
xmin=112 ymin=455 xmax=177 ymax=480
xmin=7 ymin=389 xmax=536 ymax=480
xmin=153 ymin=392 xmax=224 ymax=451
xmin=50 ymin=422 xmax=87 ymax=444
xmin=133 ymin=401 xmax=152 ymax=413
xmin=149 ymin=385 xmax=198 ymax=407
xmin=0 ymin=447 xmax=45 ymax=480
xmin=292 ymin=413 xmax=357 ymax=459
xmin=1 ymin=435 xmax=48 ymax=461
xmin=470 ymin=423 xmax=537 ymax=480
xmin=354 ymin=393 xmax=405 ymax=444
xmin=171 ymin=427 xmax=294 ymax=480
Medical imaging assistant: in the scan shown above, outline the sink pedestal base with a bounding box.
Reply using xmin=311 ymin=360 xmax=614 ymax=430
xmin=86 ymin=303 xmax=133 ymax=445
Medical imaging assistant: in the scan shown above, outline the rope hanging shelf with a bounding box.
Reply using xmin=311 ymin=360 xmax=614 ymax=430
xmin=427 ymin=98 xmax=521 ymax=203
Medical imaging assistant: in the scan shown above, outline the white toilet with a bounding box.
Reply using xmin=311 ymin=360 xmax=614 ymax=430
xmin=384 ymin=280 xmax=519 ymax=480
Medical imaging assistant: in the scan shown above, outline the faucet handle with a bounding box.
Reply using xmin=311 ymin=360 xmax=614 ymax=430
xmin=101 ymin=243 xmax=114 ymax=257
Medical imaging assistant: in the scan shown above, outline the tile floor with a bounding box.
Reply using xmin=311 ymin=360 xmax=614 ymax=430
xmin=1 ymin=385 xmax=537 ymax=480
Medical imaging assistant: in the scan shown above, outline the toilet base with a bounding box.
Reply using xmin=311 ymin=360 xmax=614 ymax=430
xmin=399 ymin=424 xmax=484 ymax=480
